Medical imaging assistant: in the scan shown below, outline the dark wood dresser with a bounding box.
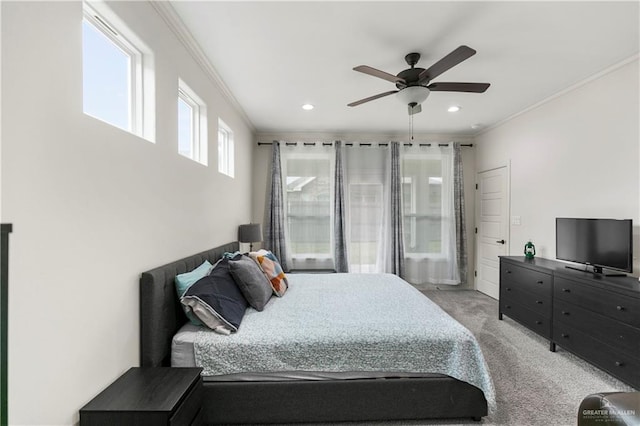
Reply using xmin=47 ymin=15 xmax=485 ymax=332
xmin=80 ymin=367 xmax=203 ymax=426
xmin=499 ymin=256 xmax=640 ymax=389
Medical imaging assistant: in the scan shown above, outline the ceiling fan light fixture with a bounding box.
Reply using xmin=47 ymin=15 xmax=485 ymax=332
xmin=396 ymin=86 xmax=430 ymax=107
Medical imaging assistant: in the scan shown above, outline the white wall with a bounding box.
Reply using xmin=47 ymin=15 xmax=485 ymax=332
xmin=475 ymin=58 xmax=639 ymax=276
xmin=253 ymin=132 xmax=477 ymax=288
xmin=1 ymin=2 xmax=254 ymax=424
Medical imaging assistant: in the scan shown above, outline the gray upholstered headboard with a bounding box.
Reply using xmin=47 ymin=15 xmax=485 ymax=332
xmin=139 ymin=242 xmax=239 ymax=367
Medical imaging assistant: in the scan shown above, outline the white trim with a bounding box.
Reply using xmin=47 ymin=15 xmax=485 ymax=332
xmin=218 ymin=119 xmax=235 ymax=177
xmin=150 ymin=1 xmax=256 ymax=133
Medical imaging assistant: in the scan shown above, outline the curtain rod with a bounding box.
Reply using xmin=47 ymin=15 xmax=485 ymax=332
xmin=257 ymin=141 xmax=473 ymax=147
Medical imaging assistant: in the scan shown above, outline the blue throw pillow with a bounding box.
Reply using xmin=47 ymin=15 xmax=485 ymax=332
xmin=175 ymin=260 xmax=213 ymax=325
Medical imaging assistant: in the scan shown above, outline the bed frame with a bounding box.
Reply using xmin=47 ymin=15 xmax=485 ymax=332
xmin=140 ymin=242 xmax=488 ymax=424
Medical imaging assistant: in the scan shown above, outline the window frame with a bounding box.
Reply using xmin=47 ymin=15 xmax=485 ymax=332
xmin=217 ymin=119 xmax=234 ymax=177
xmin=178 ymin=80 xmax=208 ymax=165
xmin=82 ymin=4 xmax=143 ymax=133
xmin=82 ymin=1 xmax=155 ymax=141
xmin=402 ymin=153 xmax=447 ymax=257
xmin=281 ymin=152 xmax=334 ymax=261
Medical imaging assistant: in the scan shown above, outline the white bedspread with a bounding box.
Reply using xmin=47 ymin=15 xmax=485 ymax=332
xmin=194 ymin=273 xmax=495 ymax=407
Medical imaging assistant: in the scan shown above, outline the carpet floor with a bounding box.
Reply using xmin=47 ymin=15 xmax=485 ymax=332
xmin=413 ymin=289 xmax=635 ymax=425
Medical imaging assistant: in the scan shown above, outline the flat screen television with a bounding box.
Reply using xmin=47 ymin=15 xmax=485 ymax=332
xmin=556 ymin=218 xmax=633 ymax=275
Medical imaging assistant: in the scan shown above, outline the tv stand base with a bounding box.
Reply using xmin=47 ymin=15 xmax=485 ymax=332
xmin=564 ymin=265 xmax=627 ymax=277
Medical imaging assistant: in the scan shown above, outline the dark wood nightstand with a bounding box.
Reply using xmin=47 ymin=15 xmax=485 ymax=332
xmin=80 ymin=367 xmax=203 ymax=426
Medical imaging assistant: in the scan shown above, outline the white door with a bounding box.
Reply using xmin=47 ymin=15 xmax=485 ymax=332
xmin=475 ymin=167 xmax=509 ymax=300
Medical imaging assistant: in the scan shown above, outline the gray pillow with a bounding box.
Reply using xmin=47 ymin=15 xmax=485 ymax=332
xmin=228 ymin=255 xmax=273 ymax=311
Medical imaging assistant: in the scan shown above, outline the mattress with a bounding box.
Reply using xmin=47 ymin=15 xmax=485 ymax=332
xmin=173 ymin=273 xmax=495 ymax=407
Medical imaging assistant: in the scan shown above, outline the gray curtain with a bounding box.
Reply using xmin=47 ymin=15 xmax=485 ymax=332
xmin=389 ymin=142 xmax=404 ymax=276
xmin=333 ymin=141 xmax=349 ymax=272
xmin=264 ymin=141 xmax=290 ymax=271
xmin=453 ymin=142 xmax=468 ymax=284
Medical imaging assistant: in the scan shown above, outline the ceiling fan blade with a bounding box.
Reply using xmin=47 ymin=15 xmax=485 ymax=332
xmin=353 ymin=65 xmax=406 ymax=84
xmin=427 ymin=82 xmax=490 ymax=93
xmin=347 ymin=90 xmax=399 ymax=107
xmin=418 ymin=45 xmax=477 ymax=83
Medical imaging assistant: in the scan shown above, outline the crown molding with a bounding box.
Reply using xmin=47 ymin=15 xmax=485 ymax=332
xmin=149 ymin=1 xmax=256 ymax=133
xmin=474 ymin=53 xmax=639 ymax=137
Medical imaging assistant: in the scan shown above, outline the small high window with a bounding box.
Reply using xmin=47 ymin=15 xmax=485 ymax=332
xmin=82 ymin=2 xmax=153 ymax=140
xmin=218 ymin=119 xmax=234 ymax=177
xmin=178 ymin=80 xmax=208 ymax=165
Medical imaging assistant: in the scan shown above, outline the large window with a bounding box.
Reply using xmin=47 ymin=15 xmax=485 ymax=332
xmin=178 ymin=80 xmax=207 ymax=165
xmin=218 ymin=119 xmax=234 ymax=177
xmin=402 ymin=156 xmax=444 ymax=255
xmin=283 ymin=156 xmax=332 ymax=259
xmin=82 ymin=3 xmax=144 ymax=135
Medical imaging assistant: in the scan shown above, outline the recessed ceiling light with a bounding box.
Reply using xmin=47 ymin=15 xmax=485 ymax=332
xmin=471 ymin=123 xmax=482 ymax=130
xmin=302 ymin=104 xmax=314 ymax=111
xmin=448 ymin=105 xmax=461 ymax=113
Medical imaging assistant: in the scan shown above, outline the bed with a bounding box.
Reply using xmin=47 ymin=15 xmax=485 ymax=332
xmin=140 ymin=242 xmax=494 ymax=424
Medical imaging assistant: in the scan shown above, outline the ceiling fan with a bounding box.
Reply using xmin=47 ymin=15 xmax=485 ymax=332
xmin=348 ymin=45 xmax=490 ymax=115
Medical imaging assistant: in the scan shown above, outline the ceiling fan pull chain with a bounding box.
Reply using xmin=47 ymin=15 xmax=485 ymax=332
xmin=410 ymin=113 xmax=414 ymax=141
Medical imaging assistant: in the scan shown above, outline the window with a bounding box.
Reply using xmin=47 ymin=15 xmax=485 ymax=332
xmin=218 ymin=119 xmax=234 ymax=177
xmin=402 ymin=156 xmax=444 ymax=255
xmin=284 ymin=156 xmax=332 ymax=258
xmin=82 ymin=2 xmax=153 ymax=140
xmin=348 ymin=183 xmax=383 ymax=271
xmin=178 ymin=81 xmax=207 ymax=164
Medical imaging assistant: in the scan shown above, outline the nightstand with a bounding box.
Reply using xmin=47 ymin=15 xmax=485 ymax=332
xmin=80 ymin=367 xmax=203 ymax=426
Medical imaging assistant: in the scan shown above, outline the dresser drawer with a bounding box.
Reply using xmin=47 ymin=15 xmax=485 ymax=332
xmin=501 ymin=262 xmax=552 ymax=297
xmin=501 ymin=283 xmax=551 ymax=316
xmin=500 ymin=299 xmax=552 ymax=339
xmin=554 ymin=277 xmax=640 ymax=328
xmin=554 ymin=299 xmax=640 ymax=357
xmin=554 ymin=322 xmax=640 ymax=389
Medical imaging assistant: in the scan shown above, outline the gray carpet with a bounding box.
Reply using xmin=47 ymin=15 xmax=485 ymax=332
xmin=414 ymin=289 xmax=635 ymax=425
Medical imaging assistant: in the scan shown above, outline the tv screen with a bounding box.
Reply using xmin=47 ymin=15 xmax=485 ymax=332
xmin=556 ymin=218 xmax=633 ymax=273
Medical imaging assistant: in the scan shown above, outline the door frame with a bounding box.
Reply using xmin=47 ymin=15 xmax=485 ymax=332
xmin=474 ymin=162 xmax=511 ymax=295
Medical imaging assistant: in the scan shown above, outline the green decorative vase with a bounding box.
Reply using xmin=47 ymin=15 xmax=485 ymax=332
xmin=524 ymin=241 xmax=536 ymax=259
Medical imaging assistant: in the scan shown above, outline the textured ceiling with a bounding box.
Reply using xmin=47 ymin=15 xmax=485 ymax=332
xmin=169 ymin=1 xmax=639 ymax=136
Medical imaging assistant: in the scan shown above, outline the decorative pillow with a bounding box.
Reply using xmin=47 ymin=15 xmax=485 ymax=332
xmin=249 ymin=249 xmax=289 ymax=297
xmin=228 ymin=255 xmax=273 ymax=311
xmin=174 ymin=260 xmax=213 ymax=325
xmin=181 ymin=258 xmax=248 ymax=334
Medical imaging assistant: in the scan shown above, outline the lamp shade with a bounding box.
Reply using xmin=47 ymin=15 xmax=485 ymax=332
xmin=396 ymin=86 xmax=430 ymax=106
xmin=238 ymin=223 xmax=262 ymax=243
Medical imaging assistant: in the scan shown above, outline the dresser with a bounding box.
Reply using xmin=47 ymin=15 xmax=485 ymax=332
xmin=80 ymin=367 xmax=203 ymax=426
xmin=499 ymin=256 xmax=640 ymax=389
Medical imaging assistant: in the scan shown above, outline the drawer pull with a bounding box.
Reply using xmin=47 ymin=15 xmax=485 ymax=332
xmin=535 ymin=320 xmax=542 ymax=325
xmin=615 ymin=361 xmax=624 ymax=367
xmin=505 ymin=305 xmax=511 ymax=309
xmin=536 ymin=300 xmax=543 ymax=304
xmin=506 ymin=269 xmax=511 ymax=274
xmin=562 ymin=288 xmax=571 ymax=293
xmin=561 ymin=311 xmax=570 ymax=316
xmin=616 ymin=305 xmax=625 ymax=311
xmin=537 ymin=280 xmax=543 ymax=284
xmin=506 ymin=287 xmax=512 ymax=291
xmin=561 ymin=333 xmax=569 ymax=338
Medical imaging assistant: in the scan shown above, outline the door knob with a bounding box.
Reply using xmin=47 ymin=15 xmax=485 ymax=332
xmin=496 ymin=239 xmax=505 ymax=244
